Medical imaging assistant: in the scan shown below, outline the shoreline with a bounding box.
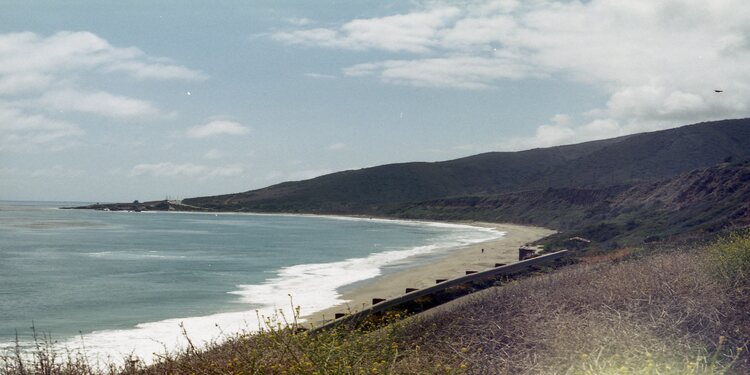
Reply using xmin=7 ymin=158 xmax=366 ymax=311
xmin=302 ymin=222 xmax=556 ymax=326
xmin=3 ymin=208 xmax=554 ymax=365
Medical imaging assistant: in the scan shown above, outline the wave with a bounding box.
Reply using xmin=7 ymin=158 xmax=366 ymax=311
xmin=229 ymin=220 xmax=504 ymax=315
xmin=16 ymin=221 xmax=504 ymax=366
xmin=9 ymin=220 xmax=107 ymax=230
xmin=84 ymin=250 xmax=189 ymax=261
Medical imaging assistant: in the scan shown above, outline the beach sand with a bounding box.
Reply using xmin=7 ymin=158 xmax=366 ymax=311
xmin=302 ymin=222 xmax=555 ymax=326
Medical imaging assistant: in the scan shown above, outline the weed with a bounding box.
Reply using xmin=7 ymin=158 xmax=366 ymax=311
xmin=707 ymin=229 xmax=750 ymax=287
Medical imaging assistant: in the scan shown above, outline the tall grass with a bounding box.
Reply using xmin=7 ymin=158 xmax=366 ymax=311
xmin=138 ymin=310 xmax=448 ymax=374
xmin=707 ymin=229 xmax=750 ymax=287
xmin=399 ymin=240 xmax=749 ymax=374
xmin=1 ymin=309 xmax=461 ymax=375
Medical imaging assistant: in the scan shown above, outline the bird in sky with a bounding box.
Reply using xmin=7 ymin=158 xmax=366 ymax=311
xmin=714 ymin=89 xmax=724 ymax=93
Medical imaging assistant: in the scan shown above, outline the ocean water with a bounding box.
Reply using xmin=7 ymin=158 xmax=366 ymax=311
xmin=0 ymin=201 xmax=503 ymax=362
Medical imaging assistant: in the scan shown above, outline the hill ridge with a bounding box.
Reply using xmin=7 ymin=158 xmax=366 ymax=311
xmin=183 ymin=118 xmax=750 ymax=215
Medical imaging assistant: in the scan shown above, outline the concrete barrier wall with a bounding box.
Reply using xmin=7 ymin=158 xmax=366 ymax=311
xmin=313 ymin=250 xmax=569 ymax=332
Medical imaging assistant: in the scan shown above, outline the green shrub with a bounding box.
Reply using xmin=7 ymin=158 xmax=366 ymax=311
xmin=568 ymin=340 xmax=743 ymax=375
xmin=707 ymin=230 xmax=750 ymax=287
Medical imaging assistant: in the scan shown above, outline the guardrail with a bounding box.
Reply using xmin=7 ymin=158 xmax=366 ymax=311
xmin=312 ymin=249 xmax=569 ymax=332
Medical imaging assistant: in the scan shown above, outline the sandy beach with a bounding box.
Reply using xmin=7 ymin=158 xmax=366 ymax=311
xmin=302 ymin=222 xmax=555 ymax=326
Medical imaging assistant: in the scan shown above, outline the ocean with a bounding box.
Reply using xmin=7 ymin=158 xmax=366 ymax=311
xmin=0 ymin=201 xmax=503 ymax=363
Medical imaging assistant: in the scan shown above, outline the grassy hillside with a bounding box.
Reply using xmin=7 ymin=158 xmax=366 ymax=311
xmin=400 ymin=234 xmax=750 ymax=374
xmin=184 ymin=118 xmax=750 ymax=214
xmin=392 ymin=161 xmax=750 ymax=247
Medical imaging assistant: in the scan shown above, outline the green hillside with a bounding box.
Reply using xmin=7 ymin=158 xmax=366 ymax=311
xmin=392 ymin=161 xmax=750 ymax=246
xmin=184 ymin=118 xmax=750 ymax=215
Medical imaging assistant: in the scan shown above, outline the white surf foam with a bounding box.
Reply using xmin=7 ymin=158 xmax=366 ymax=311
xmin=44 ymin=221 xmax=504 ymax=366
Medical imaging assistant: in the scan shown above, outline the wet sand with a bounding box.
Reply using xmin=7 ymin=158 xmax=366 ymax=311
xmin=302 ymin=222 xmax=555 ymax=326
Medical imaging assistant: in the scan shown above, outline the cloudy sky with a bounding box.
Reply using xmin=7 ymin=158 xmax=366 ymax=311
xmin=1 ymin=0 xmax=748 ymax=202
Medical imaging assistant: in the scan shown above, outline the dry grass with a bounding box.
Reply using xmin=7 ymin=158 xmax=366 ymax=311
xmin=134 ymin=311 xmax=462 ymax=375
xmin=400 ymin=244 xmax=749 ymax=374
xmin=1 ymin=310 xmax=461 ymax=375
xmin=2 ymin=234 xmax=749 ymax=374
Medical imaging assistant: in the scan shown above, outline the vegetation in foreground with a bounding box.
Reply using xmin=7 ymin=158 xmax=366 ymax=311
xmin=2 ymin=232 xmax=749 ymax=374
xmin=404 ymin=234 xmax=749 ymax=374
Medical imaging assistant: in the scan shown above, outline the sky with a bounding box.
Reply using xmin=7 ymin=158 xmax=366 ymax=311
xmin=1 ymin=0 xmax=748 ymax=202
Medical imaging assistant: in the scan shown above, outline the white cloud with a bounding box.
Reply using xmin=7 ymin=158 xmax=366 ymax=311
xmin=0 ymin=31 xmax=206 ymax=151
xmin=498 ymin=114 xmax=674 ymax=151
xmin=129 ymin=162 xmax=244 ymax=178
xmin=0 ymin=73 xmax=51 ymax=95
xmin=203 ymin=149 xmax=225 ymax=160
xmin=327 ymin=142 xmax=346 ymax=150
xmin=274 ymin=0 xmax=750 ymax=147
xmin=304 ymin=72 xmax=336 ymax=79
xmin=0 ymin=166 xmax=85 ymax=178
xmin=34 ymin=89 xmax=161 ymax=118
xmin=266 ymin=168 xmax=333 ymax=182
xmin=286 ymin=17 xmax=314 ymax=26
xmin=0 ymin=31 xmax=205 ymax=92
xmin=29 ymin=166 xmax=86 ymax=178
xmin=344 ymin=54 xmax=539 ymax=89
xmin=439 ymin=15 xmax=516 ymax=47
xmin=104 ymin=61 xmax=207 ymax=81
xmin=186 ymin=120 xmax=250 ymax=138
xmin=273 ymin=7 xmax=462 ymax=53
xmin=0 ymin=105 xmax=83 ymax=152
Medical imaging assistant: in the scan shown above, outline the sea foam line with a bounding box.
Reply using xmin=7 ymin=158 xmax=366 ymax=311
xmin=134 ymin=208 xmax=499 ymax=233
xmin=12 ymin=220 xmax=504 ymax=366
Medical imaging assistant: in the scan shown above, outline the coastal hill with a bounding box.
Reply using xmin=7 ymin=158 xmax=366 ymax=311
xmin=76 ymin=118 xmax=750 ymax=246
xmin=183 ymin=118 xmax=750 ymax=215
xmin=392 ymin=161 xmax=750 ymax=246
